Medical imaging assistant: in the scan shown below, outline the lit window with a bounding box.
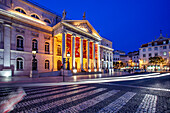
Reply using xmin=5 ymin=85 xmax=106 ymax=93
xmin=32 ymin=39 xmax=38 ymax=51
xmin=17 ymin=36 xmax=24 ymax=50
xmin=45 ymin=60 xmax=50 ymax=69
xmin=31 ymin=14 xmax=40 ymax=19
xmin=154 ymin=47 xmax=158 ymax=51
xmin=15 ymin=8 xmax=26 ymax=14
xmin=44 ymin=19 xmax=51 ymax=24
xmin=143 ymin=49 xmax=146 ymax=52
xmin=148 ymin=48 xmax=152 ymax=51
xmin=163 ymin=46 xmax=167 ymax=49
xmin=16 ymin=58 xmax=23 ymax=70
xmin=163 ymin=41 xmax=166 ymax=44
xmin=163 ymin=52 xmax=167 ymax=56
xmin=45 ymin=42 xmax=50 ymax=54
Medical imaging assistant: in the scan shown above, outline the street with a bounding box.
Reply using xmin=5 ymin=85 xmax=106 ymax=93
xmin=0 ymin=73 xmax=170 ymax=113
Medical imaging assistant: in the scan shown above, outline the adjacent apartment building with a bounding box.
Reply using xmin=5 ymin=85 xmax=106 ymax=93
xmin=139 ymin=31 xmax=170 ymax=71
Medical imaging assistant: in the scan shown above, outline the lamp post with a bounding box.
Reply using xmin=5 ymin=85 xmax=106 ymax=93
xmin=32 ymin=50 xmax=37 ymax=71
xmin=67 ymin=51 xmax=70 ymax=70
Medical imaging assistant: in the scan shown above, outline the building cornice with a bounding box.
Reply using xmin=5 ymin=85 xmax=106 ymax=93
xmin=0 ymin=8 xmax=53 ymax=31
xmin=61 ymin=21 xmax=102 ymax=41
xmin=100 ymin=45 xmax=114 ymax=51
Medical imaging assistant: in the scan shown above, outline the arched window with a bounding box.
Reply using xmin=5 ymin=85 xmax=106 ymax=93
xmin=32 ymin=39 xmax=38 ymax=51
xmin=44 ymin=19 xmax=51 ymax=24
xmin=15 ymin=8 xmax=26 ymax=14
xmin=57 ymin=45 xmax=61 ymax=56
xmin=45 ymin=42 xmax=50 ymax=54
xmin=31 ymin=14 xmax=40 ymax=19
xmin=16 ymin=58 xmax=23 ymax=70
xmin=32 ymin=59 xmax=37 ymax=70
xmin=45 ymin=60 xmax=50 ymax=69
xmin=17 ymin=36 xmax=24 ymax=50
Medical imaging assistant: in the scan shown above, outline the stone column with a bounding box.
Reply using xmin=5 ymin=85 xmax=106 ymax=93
xmin=98 ymin=43 xmax=101 ymax=71
xmin=3 ymin=24 xmax=11 ymax=67
xmin=108 ymin=52 xmax=110 ymax=69
xmin=87 ymin=39 xmax=90 ymax=72
xmin=93 ymin=41 xmax=96 ymax=71
xmin=0 ymin=23 xmax=12 ymax=77
xmin=80 ymin=37 xmax=84 ymax=71
xmin=62 ymin=31 xmax=66 ymax=69
xmin=105 ymin=51 xmax=107 ymax=69
xmin=72 ymin=34 xmax=76 ymax=73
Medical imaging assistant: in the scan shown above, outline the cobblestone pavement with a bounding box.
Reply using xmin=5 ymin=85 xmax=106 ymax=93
xmin=0 ymin=80 xmax=170 ymax=113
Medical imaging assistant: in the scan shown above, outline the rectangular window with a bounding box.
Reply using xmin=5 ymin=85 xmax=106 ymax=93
xmin=149 ymin=53 xmax=152 ymax=57
xmin=155 ymin=53 xmax=158 ymax=56
xmin=163 ymin=46 xmax=167 ymax=49
xmin=143 ymin=54 xmax=146 ymax=57
xmin=148 ymin=48 xmax=152 ymax=51
xmin=154 ymin=42 xmax=157 ymax=46
xmin=143 ymin=49 xmax=146 ymax=52
xmin=148 ymin=43 xmax=152 ymax=47
xmin=154 ymin=47 xmax=158 ymax=51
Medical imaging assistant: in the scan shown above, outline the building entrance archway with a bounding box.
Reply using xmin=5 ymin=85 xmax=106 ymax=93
xmin=57 ymin=60 xmax=62 ymax=70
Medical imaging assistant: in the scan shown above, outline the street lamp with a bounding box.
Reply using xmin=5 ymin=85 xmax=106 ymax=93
xmin=67 ymin=51 xmax=70 ymax=70
xmin=32 ymin=49 xmax=37 ymax=71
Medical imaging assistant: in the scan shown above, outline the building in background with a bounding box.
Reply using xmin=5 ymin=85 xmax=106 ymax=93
xmin=0 ymin=0 xmax=114 ymax=77
xmin=113 ymin=50 xmax=130 ymax=69
xmin=139 ymin=31 xmax=170 ymax=71
xmin=100 ymin=38 xmax=114 ymax=72
xmin=128 ymin=51 xmax=139 ymax=69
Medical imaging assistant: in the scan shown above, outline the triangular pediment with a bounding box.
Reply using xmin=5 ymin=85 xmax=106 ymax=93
xmin=62 ymin=20 xmax=101 ymax=39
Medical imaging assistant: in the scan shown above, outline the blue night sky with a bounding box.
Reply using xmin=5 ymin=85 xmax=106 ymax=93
xmin=31 ymin=0 xmax=170 ymax=53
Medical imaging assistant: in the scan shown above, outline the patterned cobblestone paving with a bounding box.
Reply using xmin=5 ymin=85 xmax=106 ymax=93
xmin=0 ymin=82 xmax=169 ymax=113
xmin=136 ymin=94 xmax=157 ymax=113
xmin=98 ymin=92 xmax=136 ymax=113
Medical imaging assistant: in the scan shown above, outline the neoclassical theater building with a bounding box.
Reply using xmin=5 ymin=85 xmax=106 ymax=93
xmin=0 ymin=0 xmax=114 ymax=77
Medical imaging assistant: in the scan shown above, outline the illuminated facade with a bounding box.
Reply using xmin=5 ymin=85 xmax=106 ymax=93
xmin=0 ymin=0 xmax=113 ymax=76
xmin=139 ymin=31 xmax=170 ymax=71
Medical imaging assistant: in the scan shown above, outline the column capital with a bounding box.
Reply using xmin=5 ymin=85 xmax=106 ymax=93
xmin=80 ymin=37 xmax=84 ymax=40
xmin=62 ymin=29 xmax=67 ymax=34
xmin=72 ymin=33 xmax=76 ymax=37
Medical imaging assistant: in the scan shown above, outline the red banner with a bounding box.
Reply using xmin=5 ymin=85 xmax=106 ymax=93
xmin=75 ymin=37 xmax=80 ymax=57
xmin=95 ymin=44 xmax=98 ymax=59
xmin=66 ymin=34 xmax=72 ymax=56
xmin=89 ymin=42 xmax=93 ymax=59
xmin=83 ymin=40 xmax=87 ymax=58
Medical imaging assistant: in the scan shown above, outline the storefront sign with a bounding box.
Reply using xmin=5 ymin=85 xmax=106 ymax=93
xmin=75 ymin=37 xmax=80 ymax=57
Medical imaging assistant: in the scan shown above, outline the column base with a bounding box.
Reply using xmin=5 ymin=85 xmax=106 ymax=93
xmin=0 ymin=69 xmax=12 ymax=77
xmin=73 ymin=69 xmax=77 ymax=73
xmin=30 ymin=70 xmax=39 ymax=78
